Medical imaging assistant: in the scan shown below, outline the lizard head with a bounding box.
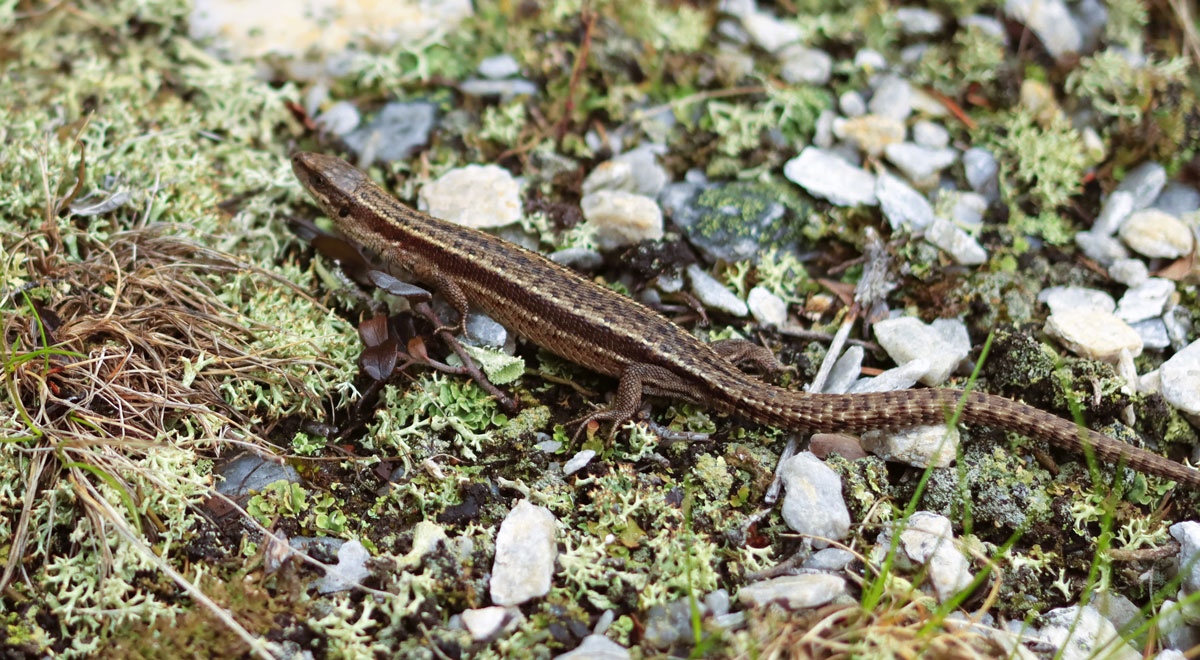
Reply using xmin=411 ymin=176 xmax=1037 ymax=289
xmin=291 ymin=152 xmax=367 ymax=216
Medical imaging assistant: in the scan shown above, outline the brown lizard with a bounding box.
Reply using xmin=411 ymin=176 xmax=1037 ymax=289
xmin=292 ymin=151 xmax=1200 ymax=490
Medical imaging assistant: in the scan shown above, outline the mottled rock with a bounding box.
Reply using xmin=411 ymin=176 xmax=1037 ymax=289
xmin=420 ymin=164 xmax=522 ymax=228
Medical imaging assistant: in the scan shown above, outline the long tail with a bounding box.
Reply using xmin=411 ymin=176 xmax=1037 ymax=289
xmin=751 ymin=386 xmax=1200 ymax=489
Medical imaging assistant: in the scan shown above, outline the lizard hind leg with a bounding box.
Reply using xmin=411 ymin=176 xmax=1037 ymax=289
xmin=568 ymin=363 xmax=683 ymax=441
xmin=709 ymin=338 xmax=788 ymax=376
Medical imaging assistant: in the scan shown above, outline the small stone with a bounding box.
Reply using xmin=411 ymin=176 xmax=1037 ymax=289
xmin=963 ymin=15 xmax=1007 ymax=40
xmin=854 ymin=48 xmax=887 ymax=71
xmin=1044 ymin=309 xmax=1143 ymax=362
xmin=895 ymin=7 xmax=944 ymax=35
xmin=803 ymin=548 xmax=856 ymax=572
xmin=912 ymin=120 xmax=949 ymax=148
xmin=1130 ymin=318 xmax=1170 ymax=350
xmin=1115 ymin=162 xmax=1168 ymax=211
xmin=1170 ymin=521 xmax=1200 ymax=594
xmin=1038 ymin=606 xmax=1141 ymax=660
xmin=1094 ymin=191 xmax=1135 ymax=236
xmin=580 ymin=191 xmax=664 ymax=250
xmin=1115 ymin=278 xmax=1174 ymax=324
xmin=860 ymin=425 xmax=959 ymax=468
xmin=490 ymin=500 xmax=557 ymax=606
xmin=779 ymin=45 xmax=832 ymax=85
xmin=549 ymin=247 xmax=604 ymax=270
xmin=884 ymin=143 xmax=959 ymax=186
xmin=215 ymin=454 xmax=301 ymax=497
xmin=1074 ymin=231 xmax=1130 ymax=266
xmin=874 ymin=512 xmax=973 ymax=602
xmin=1118 ymin=209 xmax=1194 ymax=259
xmin=741 ymin=10 xmax=801 ymax=52
xmin=1153 ymin=183 xmax=1200 ymax=217
xmin=582 ymin=145 xmax=670 ymax=197
xmin=1038 ymin=286 xmax=1115 ymax=315
xmin=962 ymin=148 xmax=999 ymax=200
xmin=946 ymin=191 xmax=988 ymax=227
xmin=1004 ymin=0 xmax=1081 ymax=58
xmin=737 ymin=573 xmax=847 ymax=609
xmin=849 ymin=359 xmax=929 ymax=393
xmin=839 ymin=91 xmax=867 ymax=117
xmin=925 ymin=217 xmax=987 ymax=265
xmin=344 ymin=101 xmax=436 ymax=164
xmin=317 ymin=539 xmax=370 ymax=594
xmin=873 ymin=317 xmax=969 ymax=386
xmin=1108 ymin=258 xmax=1148 ymax=287
xmin=779 ymin=452 xmax=851 ymax=548
xmin=419 ymin=164 xmax=522 ymax=229
xmin=314 ymin=101 xmax=360 ymax=136
xmin=459 ymin=78 xmax=538 ymax=98
xmin=462 ymin=607 xmax=509 ymax=640
xmin=563 ymin=449 xmax=596 ymax=476
xmin=784 ymin=147 xmax=878 ymax=207
xmin=465 ymin=313 xmax=507 ymax=348
xmin=478 ymin=54 xmax=520 ymax=79
xmin=705 ymin=589 xmax=731 ymax=617
xmin=823 ymin=346 xmax=864 ymax=395
xmin=687 ymin=264 xmax=748 ymax=317
xmin=876 ymin=172 xmax=936 ymax=231
xmin=868 ymin=75 xmax=913 ymax=122
xmin=554 ymin=634 xmax=631 ymax=660
xmin=813 ymin=108 xmax=835 ymax=149
xmin=898 ymin=43 xmax=929 ymax=65
xmin=833 ymin=115 xmax=906 ymax=156
xmin=1161 ymin=340 xmax=1200 ymax=420
xmin=747 ymin=286 xmax=787 ymax=327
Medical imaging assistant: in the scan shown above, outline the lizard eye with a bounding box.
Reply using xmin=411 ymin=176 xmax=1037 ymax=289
xmin=338 ymin=206 xmax=351 ymax=218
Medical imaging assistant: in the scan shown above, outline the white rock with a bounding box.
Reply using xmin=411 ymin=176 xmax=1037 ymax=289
xmin=868 ymin=75 xmax=913 ymax=122
xmin=554 ymin=634 xmax=631 ymax=660
xmin=1108 ymin=258 xmax=1148 ymax=287
xmin=839 ymin=90 xmax=867 ymax=117
xmin=962 ymin=148 xmax=999 ymax=200
xmin=1170 ymin=521 xmax=1200 ymax=595
xmin=462 ymin=606 xmax=510 ymax=640
xmin=1075 ymin=231 xmax=1130 ymax=265
xmin=580 ymin=191 xmax=664 ymax=250
xmin=1118 ymin=209 xmax=1194 ymax=259
xmin=737 ymin=573 xmax=847 ymax=609
xmin=824 ymin=346 xmax=864 ymax=395
xmin=741 ymin=10 xmax=801 ymax=52
xmin=1093 ymin=191 xmax=1135 ymax=236
xmin=490 ymin=500 xmax=557 ymax=606
xmin=779 ymin=452 xmax=851 ymax=548
xmin=876 ymin=172 xmax=935 ymax=231
xmin=873 ymin=317 xmax=970 ymax=386
xmin=833 ymin=114 xmax=906 ymax=156
xmin=1038 ymin=286 xmax=1115 ymax=315
xmin=1115 ymin=161 xmax=1168 ymax=211
xmin=946 ymin=191 xmax=988 ymax=227
xmin=1115 ymin=278 xmax=1175 ymax=324
xmin=1161 ymin=340 xmax=1200 ymax=420
xmin=563 ymin=449 xmax=596 ymax=476
xmin=912 ymin=120 xmax=949 ymax=148
xmin=854 ymin=48 xmax=887 ymax=71
xmin=1130 ymin=319 xmax=1170 ymax=350
xmin=849 ymin=358 xmax=929 ymax=393
xmin=419 ymin=164 xmax=522 ymax=229
xmin=687 ymin=264 xmax=748 ymax=317
xmin=925 ymin=217 xmax=987 ymax=265
xmin=1038 ymin=605 xmax=1141 ymax=660
xmin=895 ymin=7 xmax=944 ymax=35
xmin=1044 ymin=309 xmax=1143 ymax=362
xmin=779 ymin=45 xmax=832 ymax=85
xmin=884 ymin=143 xmax=959 ymax=185
xmin=479 ymin=54 xmax=520 ymax=79
xmin=317 ymin=539 xmax=371 ymax=594
xmin=784 ymin=147 xmax=878 ymax=207
xmin=582 ymin=145 xmax=669 ymax=197
xmin=875 ymin=512 xmax=973 ymax=603
xmin=1004 ymin=0 xmax=1081 ymax=58
xmin=747 ymin=286 xmax=787 ymax=327
xmin=861 ymin=425 xmax=960 ymax=468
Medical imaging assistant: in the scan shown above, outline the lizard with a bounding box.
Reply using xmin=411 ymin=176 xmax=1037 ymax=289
xmin=291 ymin=151 xmax=1200 ymax=490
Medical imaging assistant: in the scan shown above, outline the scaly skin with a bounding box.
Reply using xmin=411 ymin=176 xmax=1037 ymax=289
xmin=292 ymin=151 xmax=1200 ymax=490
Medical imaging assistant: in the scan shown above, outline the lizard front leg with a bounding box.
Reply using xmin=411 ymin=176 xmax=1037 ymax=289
xmin=570 ymin=363 xmax=694 ymax=440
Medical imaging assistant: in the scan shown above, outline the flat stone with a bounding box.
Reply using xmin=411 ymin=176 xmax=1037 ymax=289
xmin=580 ymin=191 xmax=664 ymax=250
xmin=490 ymin=500 xmax=557 ymax=606
xmin=1161 ymin=340 xmax=1200 ymax=419
xmin=687 ymin=264 xmax=748 ymax=317
xmin=1118 ymin=209 xmax=1194 ymax=258
xmin=419 ymin=164 xmax=522 ymax=229
xmin=747 ymin=286 xmax=787 ymax=327
xmin=1044 ymin=309 xmax=1143 ymax=362
xmin=779 ymin=452 xmax=851 ymax=548
xmin=1114 ymin=162 xmax=1168 ymax=211
xmin=784 ymin=147 xmax=877 ymax=207
xmin=873 ymin=317 xmax=969 ymax=386
xmin=737 ymin=573 xmax=847 ymax=609
xmin=925 ymin=217 xmax=987 ymax=265
xmin=876 ymin=172 xmax=935 ymax=231
xmin=884 ymin=143 xmax=959 ymax=186
xmin=860 ymin=425 xmax=960 ymax=468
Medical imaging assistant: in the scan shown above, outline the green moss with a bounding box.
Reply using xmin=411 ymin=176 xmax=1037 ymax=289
xmin=1065 ymin=51 xmax=1189 ymax=125
xmin=991 ymin=111 xmax=1089 ymax=213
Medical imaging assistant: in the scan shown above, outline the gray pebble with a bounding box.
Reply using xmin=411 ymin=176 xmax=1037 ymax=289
xmin=1115 ymin=278 xmax=1174 ymax=324
xmin=1107 ymin=258 xmax=1148 ymax=287
xmin=1074 ymin=231 xmax=1130 ymax=266
xmin=490 ymin=500 xmax=557 ymax=606
xmin=1093 ymin=190 xmax=1135 ymax=236
xmin=925 ymin=217 xmax=987 ymax=265
xmin=314 ymin=101 xmax=361 ymax=136
xmin=884 ymin=143 xmax=959 ymax=185
xmin=868 ymin=75 xmax=913 ymax=122
xmin=779 ymin=453 xmax=850 ymax=547
xmin=687 ymin=264 xmax=748 ymax=317
xmin=839 ymin=90 xmax=866 ymax=117
xmin=1115 ymin=162 xmax=1168 ymax=211
xmin=1161 ymin=340 xmax=1200 ymax=419
xmin=912 ymin=120 xmax=949 ymax=148
xmin=459 ymin=78 xmax=538 ymax=98
xmin=779 ymin=45 xmax=832 ymax=85
xmin=344 ymin=101 xmax=436 ymax=164
xmin=895 ymin=7 xmax=944 ymax=35
xmin=747 ymin=286 xmax=787 ymax=327
xmin=1004 ymin=0 xmax=1081 ymax=58
xmin=1038 ymin=285 xmax=1115 ymax=315
xmin=876 ymin=171 xmax=935 ymax=230
xmin=1153 ymin=183 xmax=1200 ymax=217
xmin=962 ymin=148 xmax=999 ymax=200
xmin=478 ymin=54 xmax=520 ymax=79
